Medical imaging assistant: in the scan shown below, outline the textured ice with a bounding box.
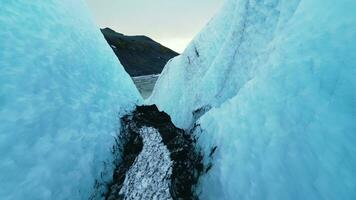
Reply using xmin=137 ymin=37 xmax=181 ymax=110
xmin=149 ymin=0 xmax=302 ymax=129
xmin=149 ymin=0 xmax=356 ymax=199
xmin=119 ymin=127 xmax=172 ymax=200
xmin=0 ymin=0 xmax=141 ymax=199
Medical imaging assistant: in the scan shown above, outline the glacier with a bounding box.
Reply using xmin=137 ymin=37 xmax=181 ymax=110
xmin=149 ymin=0 xmax=356 ymax=199
xmin=148 ymin=0 xmax=302 ymax=129
xmin=1 ymin=0 xmax=356 ymax=199
xmin=0 ymin=0 xmax=141 ymax=199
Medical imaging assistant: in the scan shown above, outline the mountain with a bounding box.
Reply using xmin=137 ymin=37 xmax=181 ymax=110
xmin=101 ymin=28 xmax=179 ymax=76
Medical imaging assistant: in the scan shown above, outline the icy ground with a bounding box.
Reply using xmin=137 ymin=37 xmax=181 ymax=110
xmin=119 ymin=127 xmax=172 ymax=200
xmin=103 ymin=105 xmax=203 ymax=199
xmin=132 ymin=74 xmax=160 ymax=99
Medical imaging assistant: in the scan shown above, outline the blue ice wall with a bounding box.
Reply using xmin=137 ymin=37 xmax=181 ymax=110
xmin=148 ymin=0 xmax=302 ymax=129
xmin=149 ymin=0 xmax=356 ymax=199
xmin=0 ymin=0 xmax=141 ymax=199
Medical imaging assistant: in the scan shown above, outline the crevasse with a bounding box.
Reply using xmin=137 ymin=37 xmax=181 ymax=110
xmin=1 ymin=0 xmax=356 ymax=199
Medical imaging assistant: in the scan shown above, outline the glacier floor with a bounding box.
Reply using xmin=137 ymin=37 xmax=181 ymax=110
xmin=101 ymin=105 xmax=206 ymax=200
xmin=119 ymin=127 xmax=172 ymax=200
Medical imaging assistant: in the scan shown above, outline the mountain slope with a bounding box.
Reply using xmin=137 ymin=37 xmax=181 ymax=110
xmin=101 ymin=28 xmax=179 ymax=76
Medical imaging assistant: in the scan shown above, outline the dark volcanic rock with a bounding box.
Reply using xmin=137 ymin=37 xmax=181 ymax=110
xmin=104 ymin=105 xmax=204 ymax=200
xmin=101 ymin=28 xmax=179 ymax=77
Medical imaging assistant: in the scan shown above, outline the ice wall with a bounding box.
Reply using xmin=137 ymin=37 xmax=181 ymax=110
xmin=150 ymin=0 xmax=356 ymax=199
xmin=0 ymin=0 xmax=141 ymax=199
xmin=148 ymin=0 xmax=301 ymax=129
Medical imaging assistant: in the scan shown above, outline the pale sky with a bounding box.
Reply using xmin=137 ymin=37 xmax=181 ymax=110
xmin=85 ymin=0 xmax=224 ymax=53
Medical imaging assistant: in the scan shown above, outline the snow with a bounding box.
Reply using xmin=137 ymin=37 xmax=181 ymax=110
xmin=149 ymin=0 xmax=356 ymax=199
xmin=119 ymin=127 xmax=172 ymax=200
xmin=0 ymin=0 xmax=141 ymax=199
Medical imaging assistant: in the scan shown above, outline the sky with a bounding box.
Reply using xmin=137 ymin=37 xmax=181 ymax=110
xmin=85 ymin=0 xmax=224 ymax=53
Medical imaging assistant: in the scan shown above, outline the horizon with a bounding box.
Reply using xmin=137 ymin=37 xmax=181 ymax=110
xmin=85 ymin=0 xmax=224 ymax=53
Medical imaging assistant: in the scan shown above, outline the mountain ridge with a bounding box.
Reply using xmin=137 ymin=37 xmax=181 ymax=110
xmin=101 ymin=28 xmax=179 ymax=76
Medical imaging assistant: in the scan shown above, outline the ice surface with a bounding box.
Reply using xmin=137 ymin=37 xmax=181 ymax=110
xmin=0 ymin=0 xmax=141 ymax=199
xmin=132 ymin=74 xmax=160 ymax=99
xmin=148 ymin=0 xmax=301 ymax=129
xmin=119 ymin=127 xmax=172 ymax=200
xmin=149 ymin=0 xmax=356 ymax=199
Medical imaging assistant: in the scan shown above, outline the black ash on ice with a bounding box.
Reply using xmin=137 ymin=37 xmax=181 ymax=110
xmin=104 ymin=105 xmax=205 ymax=200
